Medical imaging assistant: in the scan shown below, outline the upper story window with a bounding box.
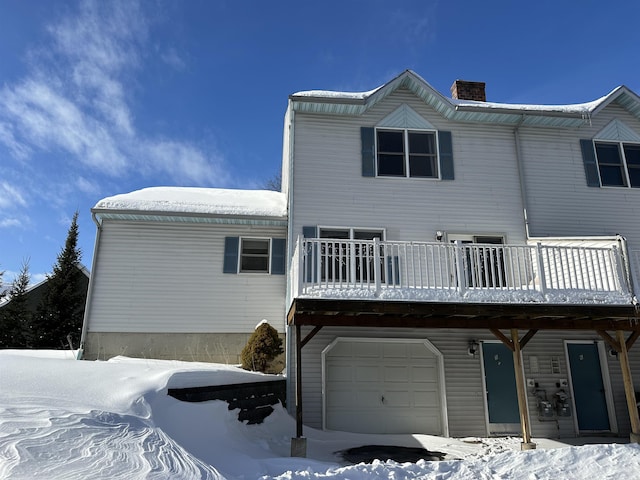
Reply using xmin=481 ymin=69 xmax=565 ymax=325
xmin=361 ymin=105 xmax=454 ymax=180
xmin=582 ymin=120 xmax=640 ymax=188
xmin=377 ymin=129 xmax=438 ymax=178
xmin=594 ymin=141 xmax=640 ymax=187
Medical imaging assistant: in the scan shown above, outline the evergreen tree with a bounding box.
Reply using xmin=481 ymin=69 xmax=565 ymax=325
xmin=32 ymin=211 xmax=85 ymax=349
xmin=241 ymin=321 xmax=284 ymax=372
xmin=0 ymin=260 xmax=31 ymax=348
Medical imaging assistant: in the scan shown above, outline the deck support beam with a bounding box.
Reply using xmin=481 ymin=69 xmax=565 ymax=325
xmin=511 ymin=329 xmax=536 ymax=450
xmin=616 ymin=330 xmax=640 ymax=443
xmin=291 ymin=324 xmax=307 ymax=457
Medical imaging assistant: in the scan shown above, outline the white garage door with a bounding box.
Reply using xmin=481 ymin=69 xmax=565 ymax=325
xmin=323 ymin=338 xmax=445 ymax=435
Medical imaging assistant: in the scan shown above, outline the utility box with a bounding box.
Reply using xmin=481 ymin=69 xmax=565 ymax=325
xmin=538 ymin=400 xmax=554 ymax=418
xmin=554 ymin=391 xmax=571 ymax=417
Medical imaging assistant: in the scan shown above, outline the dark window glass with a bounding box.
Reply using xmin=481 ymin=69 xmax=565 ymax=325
xmin=624 ymin=144 xmax=640 ymax=187
xmin=240 ymin=239 xmax=269 ymax=272
xmin=408 ymin=132 xmax=437 ymax=178
xmin=595 ymin=143 xmax=626 ymax=186
xmin=377 ymin=130 xmax=405 ymax=176
xmin=320 ymin=229 xmax=350 ymax=239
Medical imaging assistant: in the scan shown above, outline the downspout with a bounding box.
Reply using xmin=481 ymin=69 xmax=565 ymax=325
xmin=77 ymin=211 xmax=102 ymax=360
xmin=514 ymin=117 xmax=531 ymax=239
xmin=285 ymin=102 xmax=296 ymax=413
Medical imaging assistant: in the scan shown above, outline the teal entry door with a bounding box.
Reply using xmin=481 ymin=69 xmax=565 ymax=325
xmin=482 ymin=342 xmax=520 ymax=429
xmin=567 ymin=343 xmax=610 ymax=431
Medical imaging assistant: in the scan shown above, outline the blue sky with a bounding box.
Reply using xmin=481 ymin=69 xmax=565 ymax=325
xmin=1 ymin=0 xmax=640 ymax=285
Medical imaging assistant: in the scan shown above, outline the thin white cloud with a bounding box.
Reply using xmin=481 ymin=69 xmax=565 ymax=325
xmin=139 ymin=140 xmax=229 ymax=186
xmin=161 ymin=47 xmax=187 ymax=71
xmin=0 ymin=182 xmax=28 ymax=209
xmin=0 ymin=218 xmax=23 ymax=228
xmin=76 ymin=176 xmax=100 ymax=195
xmin=0 ymin=0 xmax=230 ymax=193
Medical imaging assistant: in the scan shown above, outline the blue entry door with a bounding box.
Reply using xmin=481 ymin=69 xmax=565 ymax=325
xmin=567 ymin=343 xmax=610 ymax=431
xmin=482 ymin=342 xmax=520 ymax=426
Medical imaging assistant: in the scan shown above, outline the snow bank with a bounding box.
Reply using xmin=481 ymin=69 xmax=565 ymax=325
xmin=1 ymin=351 xmax=640 ymax=479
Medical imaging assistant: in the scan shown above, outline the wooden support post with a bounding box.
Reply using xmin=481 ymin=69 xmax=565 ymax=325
xmin=511 ymin=328 xmax=536 ymax=450
xmin=616 ymin=330 xmax=640 ymax=443
xmin=291 ymin=324 xmax=307 ymax=457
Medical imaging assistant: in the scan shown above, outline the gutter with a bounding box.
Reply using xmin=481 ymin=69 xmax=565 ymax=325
xmin=514 ymin=118 xmax=530 ymax=239
xmin=77 ymin=211 xmax=103 ymax=360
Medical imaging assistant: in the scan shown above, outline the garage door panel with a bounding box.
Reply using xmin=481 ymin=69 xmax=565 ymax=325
xmin=355 ymin=365 xmax=381 ymax=382
xmin=327 ymin=363 xmax=353 ymax=382
xmin=357 ymin=389 xmax=383 ymax=406
xmin=325 ymin=339 xmax=445 ymax=435
xmin=383 ymin=365 xmax=410 ymax=382
xmin=353 ymin=342 xmax=380 ymax=357
xmin=411 ymin=365 xmax=437 ymax=382
xmin=413 ymin=390 xmax=440 ymax=406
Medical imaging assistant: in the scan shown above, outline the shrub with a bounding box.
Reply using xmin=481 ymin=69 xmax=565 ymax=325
xmin=241 ymin=321 xmax=284 ymax=373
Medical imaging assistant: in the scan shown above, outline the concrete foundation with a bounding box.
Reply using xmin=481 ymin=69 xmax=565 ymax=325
xmin=82 ymin=332 xmax=285 ymax=372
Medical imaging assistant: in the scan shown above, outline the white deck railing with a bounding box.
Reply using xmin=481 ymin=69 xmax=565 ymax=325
xmin=289 ymin=238 xmax=634 ymax=305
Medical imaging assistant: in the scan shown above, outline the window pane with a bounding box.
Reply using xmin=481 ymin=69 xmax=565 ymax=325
xmin=409 ymin=132 xmax=435 ymax=154
xmin=377 ymin=131 xmax=404 ymax=153
xmin=377 ymin=130 xmax=405 ymax=177
xmin=599 ymin=165 xmax=626 ymax=186
xmin=624 ymin=144 xmax=640 ymax=166
xmin=241 ymin=256 xmax=269 ymax=272
xmin=409 ymin=155 xmax=436 ymax=177
xmin=595 ymin=143 xmax=626 ymax=186
xmin=628 ymin=167 xmax=640 ymax=188
xmin=242 ymin=239 xmax=269 ymax=255
xmin=353 ymin=230 xmax=383 ymax=240
xmin=378 ymin=153 xmax=405 ymax=176
xmin=240 ymin=238 xmax=269 ymax=272
xmin=320 ymin=229 xmax=350 ymax=239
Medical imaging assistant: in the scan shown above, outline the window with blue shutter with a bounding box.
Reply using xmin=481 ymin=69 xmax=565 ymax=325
xmin=362 ymin=127 xmax=454 ymax=179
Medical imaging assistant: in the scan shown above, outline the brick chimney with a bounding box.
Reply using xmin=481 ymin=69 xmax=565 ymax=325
xmin=450 ymin=80 xmax=486 ymax=102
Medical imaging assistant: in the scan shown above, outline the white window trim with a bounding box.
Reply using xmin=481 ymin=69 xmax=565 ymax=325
xmin=375 ymin=127 xmax=441 ymax=179
xmin=238 ymin=237 xmax=271 ymax=274
xmin=593 ymin=140 xmax=640 ymax=188
xmin=318 ymin=226 xmax=386 ymax=240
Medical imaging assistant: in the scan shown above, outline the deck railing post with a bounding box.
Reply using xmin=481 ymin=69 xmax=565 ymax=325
xmin=612 ymin=245 xmax=627 ymax=294
xmin=454 ymin=241 xmax=466 ymax=296
xmin=535 ymin=243 xmax=547 ymax=295
xmin=373 ymin=238 xmax=382 ymax=295
xmin=297 ymin=236 xmax=304 ymax=296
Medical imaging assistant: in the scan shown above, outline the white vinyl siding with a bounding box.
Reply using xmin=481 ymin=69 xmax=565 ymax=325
xmin=288 ymin=327 xmax=640 ymax=438
xmin=290 ymin=88 xmax=527 ymax=252
xmin=520 ymin=103 xmax=640 ymax=254
xmin=87 ymin=221 xmax=286 ymax=333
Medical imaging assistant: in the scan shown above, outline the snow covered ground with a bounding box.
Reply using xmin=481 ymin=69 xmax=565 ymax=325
xmin=1 ymin=350 xmax=639 ymax=479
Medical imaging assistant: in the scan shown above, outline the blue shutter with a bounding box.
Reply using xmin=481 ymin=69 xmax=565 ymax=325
xmin=302 ymin=226 xmax=318 ymax=282
xmin=438 ymin=131 xmax=454 ymax=180
xmin=580 ymin=139 xmax=601 ymax=187
xmin=223 ymin=237 xmax=239 ymax=274
xmin=271 ymin=238 xmax=286 ymax=275
xmin=361 ymin=127 xmax=375 ymax=177
xmin=386 ymin=256 xmax=400 ymax=285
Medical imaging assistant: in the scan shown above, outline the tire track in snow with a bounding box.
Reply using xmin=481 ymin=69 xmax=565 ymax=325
xmin=0 ymin=407 xmax=224 ymax=479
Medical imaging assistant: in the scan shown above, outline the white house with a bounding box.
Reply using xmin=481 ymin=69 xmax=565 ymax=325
xmin=81 ymin=70 xmax=640 ymax=449
xmin=80 ymin=187 xmax=287 ymax=364
xmin=282 ymin=70 xmax=640 ymax=447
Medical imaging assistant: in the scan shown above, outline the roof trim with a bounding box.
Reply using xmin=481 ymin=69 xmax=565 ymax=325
xmin=289 ymin=70 xmax=640 ymax=127
xmin=93 ymin=208 xmax=288 ymax=226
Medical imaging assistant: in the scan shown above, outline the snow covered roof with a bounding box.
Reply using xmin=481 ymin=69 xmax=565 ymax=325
xmin=93 ymin=187 xmax=287 ymax=225
xmin=290 ymin=70 xmax=640 ymax=128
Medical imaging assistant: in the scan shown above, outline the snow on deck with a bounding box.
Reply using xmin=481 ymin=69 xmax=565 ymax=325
xmin=94 ymin=187 xmax=287 ymax=218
